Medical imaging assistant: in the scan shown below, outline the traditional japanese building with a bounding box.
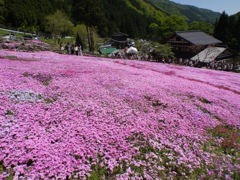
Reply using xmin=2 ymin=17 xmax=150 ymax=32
xmin=110 ymin=32 xmax=129 ymax=49
xmin=100 ymin=32 xmax=129 ymax=48
xmin=165 ymin=30 xmax=223 ymax=58
xmin=99 ymin=32 xmax=129 ymax=54
xmin=191 ymin=46 xmax=236 ymax=63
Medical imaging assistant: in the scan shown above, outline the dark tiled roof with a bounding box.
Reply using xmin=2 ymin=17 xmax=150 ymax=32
xmin=176 ymin=31 xmax=222 ymax=45
xmin=111 ymin=32 xmax=129 ymax=42
xmin=112 ymin=32 xmax=129 ymax=37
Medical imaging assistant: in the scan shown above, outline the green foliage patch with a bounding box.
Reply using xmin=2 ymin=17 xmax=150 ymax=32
xmin=0 ymin=161 xmax=14 ymax=180
xmin=211 ymin=125 xmax=240 ymax=154
xmin=203 ymin=125 xmax=240 ymax=179
xmin=4 ymin=56 xmax=17 ymax=60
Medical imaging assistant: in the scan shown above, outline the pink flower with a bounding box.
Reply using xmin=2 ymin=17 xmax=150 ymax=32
xmin=0 ymin=50 xmax=239 ymax=179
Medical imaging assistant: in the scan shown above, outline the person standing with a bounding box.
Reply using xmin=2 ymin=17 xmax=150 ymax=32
xmin=60 ymin=43 xmax=64 ymax=53
xmin=65 ymin=43 xmax=71 ymax=55
xmin=71 ymin=44 xmax=74 ymax=55
xmin=79 ymin=45 xmax=83 ymax=56
xmin=74 ymin=45 xmax=79 ymax=56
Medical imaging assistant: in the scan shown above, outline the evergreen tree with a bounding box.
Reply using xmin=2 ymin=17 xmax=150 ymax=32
xmin=72 ymin=0 xmax=107 ymax=52
xmin=149 ymin=23 xmax=159 ymax=40
xmin=4 ymin=0 xmax=53 ymax=31
xmin=0 ymin=0 xmax=4 ymax=25
xmin=227 ymin=16 xmax=238 ymax=45
xmin=75 ymin=32 xmax=83 ymax=47
xmin=214 ymin=11 xmax=229 ymax=43
xmin=235 ymin=17 xmax=240 ymax=45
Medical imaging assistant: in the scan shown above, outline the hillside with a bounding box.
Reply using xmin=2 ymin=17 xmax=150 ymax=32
xmin=2 ymin=0 xmax=219 ymax=38
xmin=146 ymin=0 xmax=221 ymax=23
xmin=101 ymin=0 xmax=166 ymax=37
xmin=2 ymin=0 xmax=167 ymax=38
xmin=0 ymin=49 xmax=239 ymax=179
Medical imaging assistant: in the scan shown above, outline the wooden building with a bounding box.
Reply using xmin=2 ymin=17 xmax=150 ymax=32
xmin=99 ymin=32 xmax=130 ymax=55
xmin=165 ymin=30 xmax=223 ymax=58
xmin=191 ymin=46 xmax=236 ymax=63
xmin=100 ymin=32 xmax=129 ymax=49
xmin=110 ymin=32 xmax=129 ymax=49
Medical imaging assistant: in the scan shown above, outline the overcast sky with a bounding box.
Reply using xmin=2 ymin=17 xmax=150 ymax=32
xmin=170 ymin=0 xmax=240 ymax=15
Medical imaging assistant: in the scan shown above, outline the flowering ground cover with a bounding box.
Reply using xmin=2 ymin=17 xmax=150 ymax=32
xmin=0 ymin=40 xmax=52 ymax=52
xmin=0 ymin=50 xmax=239 ymax=179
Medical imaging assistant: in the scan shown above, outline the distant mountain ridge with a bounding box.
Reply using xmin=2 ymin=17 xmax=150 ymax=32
xmin=145 ymin=0 xmax=221 ymax=23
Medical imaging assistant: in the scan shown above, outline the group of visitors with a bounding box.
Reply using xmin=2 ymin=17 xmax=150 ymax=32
xmin=60 ymin=42 xmax=83 ymax=56
xmin=158 ymin=57 xmax=238 ymax=72
xmin=110 ymin=52 xmax=239 ymax=72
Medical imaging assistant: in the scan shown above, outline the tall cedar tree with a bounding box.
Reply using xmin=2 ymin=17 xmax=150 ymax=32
xmin=235 ymin=17 xmax=240 ymax=45
xmin=72 ymin=0 xmax=107 ymax=52
xmin=214 ymin=12 xmax=240 ymax=46
xmin=214 ymin=11 xmax=229 ymax=44
xmin=0 ymin=0 xmax=4 ymax=25
xmin=75 ymin=32 xmax=83 ymax=48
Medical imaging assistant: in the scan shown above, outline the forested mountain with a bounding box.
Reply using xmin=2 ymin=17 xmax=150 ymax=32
xmin=3 ymin=0 xmax=72 ymax=32
xmin=2 ymin=0 xmax=166 ymax=38
xmin=0 ymin=0 xmax=214 ymax=38
xmin=1 ymin=0 xmax=240 ymax=48
xmin=101 ymin=0 xmax=167 ymax=37
xmin=146 ymin=0 xmax=221 ymax=23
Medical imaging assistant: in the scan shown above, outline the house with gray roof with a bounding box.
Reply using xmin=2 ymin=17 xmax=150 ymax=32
xmin=165 ymin=30 xmax=223 ymax=58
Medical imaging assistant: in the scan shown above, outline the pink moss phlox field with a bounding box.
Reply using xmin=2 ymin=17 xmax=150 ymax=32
xmin=0 ymin=50 xmax=239 ymax=179
xmin=1 ymin=40 xmax=51 ymax=52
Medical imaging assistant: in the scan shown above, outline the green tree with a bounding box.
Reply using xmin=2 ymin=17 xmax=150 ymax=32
xmin=45 ymin=10 xmax=74 ymax=40
xmin=0 ymin=0 xmax=4 ymax=25
xmin=19 ymin=20 xmax=38 ymax=35
xmin=214 ymin=11 xmax=229 ymax=43
xmin=235 ymin=17 xmax=240 ymax=45
xmin=160 ymin=15 xmax=188 ymax=39
xmin=189 ymin=21 xmax=214 ymax=35
xmin=227 ymin=16 xmax=237 ymax=45
xmin=73 ymin=24 xmax=101 ymax=51
xmin=149 ymin=23 xmax=159 ymax=40
xmin=73 ymin=24 xmax=88 ymax=50
xmin=75 ymin=33 xmax=81 ymax=46
xmin=4 ymin=0 xmax=52 ymax=30
xmin=150 ymin=43 xmax=175 ymax=60
xmin=102 ymin=0 xmax=164 ymax=38
xmin=72 ymin=0 xmax=107 ymax=52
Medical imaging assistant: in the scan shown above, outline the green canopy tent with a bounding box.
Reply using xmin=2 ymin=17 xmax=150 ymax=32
xmin=99 ymin=47 xmax=117 ymax=55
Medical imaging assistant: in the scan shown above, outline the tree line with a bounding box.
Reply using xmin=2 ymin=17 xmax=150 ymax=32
xmin=214 ymin=11 xmax=240 ymax=48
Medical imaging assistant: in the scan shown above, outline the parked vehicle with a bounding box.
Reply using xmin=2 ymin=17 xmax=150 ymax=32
xmin=23 ymin=35 xmax=33 ymax=40
xmin=2 ymin=33 xmax=16 ymax=40
xmin=23 ymin=35 xmax=39 ymax=40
